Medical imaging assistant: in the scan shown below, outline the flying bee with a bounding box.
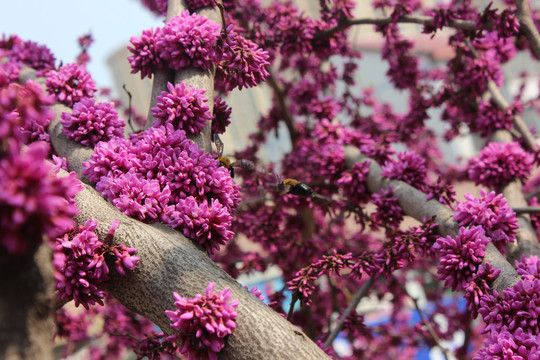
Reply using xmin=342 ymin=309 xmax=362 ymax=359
xmin=278 ymin=178 xmax=314 ymax=197
xmin=214 ymin=134 xmax=255 ymax=178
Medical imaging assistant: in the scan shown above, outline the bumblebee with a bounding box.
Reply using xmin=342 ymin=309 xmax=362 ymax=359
xmin=214 ymin=134 xmax=254 ymax=178
xmin=278 ymin=178 xmax=314 ymax=197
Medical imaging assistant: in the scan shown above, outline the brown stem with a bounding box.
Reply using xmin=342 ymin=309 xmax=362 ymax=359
xmin=314 ymin=15 xmax=486 ymax=39
xmin=266 ymin=73 xmax=299 ymax=144
xmin=403 ymin=285 xmax=452 ymax=360
xmin=323 ymin=275 xmax=377 ymax=348
xmin=513 ymin=206 xmax=540 ymax=214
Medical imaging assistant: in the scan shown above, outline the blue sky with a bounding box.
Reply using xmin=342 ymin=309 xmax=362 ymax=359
xmin=0 ymin=0 xmax=163 ymax=90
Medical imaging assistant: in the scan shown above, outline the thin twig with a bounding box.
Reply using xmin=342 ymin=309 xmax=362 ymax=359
xmin=266 ymin=73 xmax=299 ymax=144
xmin=323 ymin=275 xmax=377 ymax=348
xmin=403 ymin=286 xmax=453 ymax=360
xmin=315 ymin=15 xmax=487 ymax=39
xmin=122 ymin=84 xmax=134 ymax=133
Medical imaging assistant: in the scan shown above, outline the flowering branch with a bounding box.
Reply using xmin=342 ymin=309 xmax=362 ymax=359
xmin=59 ymin=173 xmax=331 ymax=359
xmin=344 ymin=146 xmax=521 ymax=294
xmin=464 ymin=39 xmax=537 ymax=151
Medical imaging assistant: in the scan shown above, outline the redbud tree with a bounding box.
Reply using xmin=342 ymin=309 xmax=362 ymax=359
xmin=2 ymin=0 xmax=540 ymax=359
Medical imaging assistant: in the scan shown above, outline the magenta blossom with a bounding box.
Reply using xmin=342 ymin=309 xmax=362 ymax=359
xmin=381 ymin=151 xmax=427 ymax=191
xmin=157 ymin=11 xmax=221 ymax=71
xmin=53 ymin=219 xmax=139 ymax=309
xmin=0 ymin=141 xmax=81 ymax=254
xmin=46 ymin=63 xmax=97 ymax=107
xmin=186 ymin=0 xmax=215 ymax=10
xmin=211 ymin=96 xmax=231 ymax=135
xmin=434 ymin=225 xmax=490 ymax=291
xmin=454 ymin=190 xmax=518 ymax=254
xmin=61 ymin=97 xmax=125 ymax=147
xmin=151 ymin=82 xmax=210 ymax=134
xmin=128 ymin=27 xmax=163 ymax=79
xmin=8 ymin=39 xmax=56 ymax=71
xmin=467 ymin=141 xmax=534 ymax=188
xmin=165 ymin=283 xmax=239 ymax=360
xmin=169 ymin=197 xmax=234 ymax=255
xmin=336 ymin=160 xmax=371 ymax=205
xmin=141 ymin=0 xmax=167 ymax=16
xmin=215 ymin=28 xmax=270 ymax=91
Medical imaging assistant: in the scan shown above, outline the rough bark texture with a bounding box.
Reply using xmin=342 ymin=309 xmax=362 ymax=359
xmin=0 ymin=244 xmax=55 ymax=360
xmin=62 ymin=177 xmax=331 ymax=359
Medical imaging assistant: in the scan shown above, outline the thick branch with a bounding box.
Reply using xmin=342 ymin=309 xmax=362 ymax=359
xmin=344 ymin=146 xmax=520 ymax=294
xmin=515 ymin=0 xmax=540 ymax=60
xmin=61 ymin=175 xmax=331 ymax=359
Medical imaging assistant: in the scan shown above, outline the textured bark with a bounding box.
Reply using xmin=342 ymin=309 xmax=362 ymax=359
xmin=516 ymin=0 xmax=540 ymax=60
xmin=60 ymin=176 xmax=331 ymax=359
xmin=0 ymin=244 xmax=55 ymax=360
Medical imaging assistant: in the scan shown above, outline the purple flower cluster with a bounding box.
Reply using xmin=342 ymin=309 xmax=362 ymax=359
xmin=169 ymin=198 xmax=234 ymax=255
xmin=371 ymin=186 xmax=403 ymax=229
xmin=336 ymin=160 xmax=371 ymax=205
xmin=434 ymin=226 xmax=490 ymax=291
xmin=215 ymin=27 xmax=270 ymax=91
xmin=83 ymin=125 xmax=240 ymax=253
xmin=151 ymin=82 xmax=211 ymax=134
xmin=479 ymin=277 xmax=540 ymax=336
xmin=211 ymin=96 xmax=231 ymax=135
xmin=46 ymin=63 xmax=97 ymax=107
xmin=380 ymin=23 xmax=419 ymax=90
xmin=127 ymin=28 xmax=164 ymax=79
xmin=468 ymin=142 xmax=534 ymax=188
xmin=129 ymin=11 xmax=220 ymax=76
xmin=1 ymin=80 xmax=55 ymax=144
xmin=474 ymin=327 xmax=540 ymax=360
xmin=6 ymin=37 xmax=56 ymax=72
xmin=454 ymin=190 xmax=518 ymax=254
xmin=158 ymin=11 xmax=221 ymax=70
xmin=61 ymin=97 xmax=125 ymax=147
xmin=381 ymin=151 xmax=427 ymax=191
xmin=97 ymin=172 xmax=171 ymax=222
xmin=0 ymin=141 xmax=81 ymax=254
xmin=140 ymin=0 xmax=167 ymax=16
xmin=53 ymin=220 xmax=139 ymax=309
xmin=475 ymin=101 xmax=516 ymax=136
xmin=463 ymin=263 xmax=500 ymax=318
xmin=186 ymin=0 xmax=215 ymax=10
xmin=165 ymin=283 xmax=239 ymax=360
xmin=516 ymin=254 xmax=540 ymax=279
xmin=287 ymin=251 xmax=353 ymax=305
